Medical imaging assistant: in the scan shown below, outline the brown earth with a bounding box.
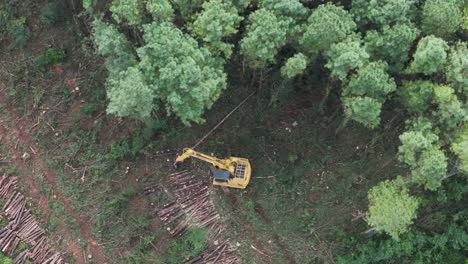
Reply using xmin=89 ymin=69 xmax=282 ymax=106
xmin=0 ymin=83 xmax=107 ymax=263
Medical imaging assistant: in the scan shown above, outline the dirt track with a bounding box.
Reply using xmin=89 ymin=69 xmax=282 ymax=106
xmin=0 ymin=83 xmax=106 ymax=264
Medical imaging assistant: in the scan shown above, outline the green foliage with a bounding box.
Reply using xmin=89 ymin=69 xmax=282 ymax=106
xmin=0 ymin=253 xmax=12 ymax=264
xmin=166 ymin=228 xmax=207 ymax=264
xmin=34 ymin=47 xmax=66 ymax=69
xmin=325 ymin=35 xmax=369 ymax=81
xmin=0 ymin=10 xmax=29 ymax=47
xmin=408 ymin=36 xmax=449 ymax=75
xmin=366 ymin=177 xmax=419 ymax=239
xmin=398 ymin=119 xmax=439 ymax=167
xmin=106 ymin=67 xmax=154 ymax=118
xmin=364 ymin=23 xmax=419 ymax=72
xmin=344 ymin=61 xmax=396 ymax=98
xmin=398 ymin=80 xmax=434 ymax=113
xmin=110 ymin=0 xmax=144 ymax=25
xmin=338 ymin=224 xmax=467 ymax=263
xmin=410 ymin=146 xmax=447 ymax=190
xmin=190 ymin=0 xmax=242 ymax=58
xmin=351 ymin=0 xmax=417 ymax=25
xmin=259 ymin=0 xmax=308 ymax=19
xmin=40 ymin=1 xmax=66 ymax=25
xmin=82 ymin=0 xmax=94 ymax=11
xmin=92 ymin=19 xmax=136 ymax=75
xmin=173 ymin=0 xmax=204 ymax=21
xmin=240 ymin=9 xmax=291 ymax=68
xmin=432 ymin=85 xmax=466 ymax=129
xmin=445 ymin=42 xmax=468 ymax=95
xmin=281 ymin=53 xmax=308 ymax=78
xmin=452 ymin=125 xmax=468 ymax=174
xmin=421 ymin=0 xmax=462 ymax=38
xmin=343 ymin=97 xmax=382 ymax=129
xmin=137 ymin=22 xmax=226 ymax=124
xmin=300 ymin=3 xmax=356 ymax=53
xmin=95 ymin=189 xmax=133 ymax=228
xmin=146 ymin=0 xmax=174 ymax=23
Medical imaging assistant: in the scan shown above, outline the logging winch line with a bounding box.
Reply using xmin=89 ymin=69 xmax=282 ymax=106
xmin=0 ymin=174 xmax=64 ymax=264
xmin=191 ymin=91 xmax=255 ymax=150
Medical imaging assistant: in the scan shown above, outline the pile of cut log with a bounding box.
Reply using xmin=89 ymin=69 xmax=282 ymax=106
xmin=0 ymin=175 xmax=64 ymax=264
xmin=153 ymin=170 xmax=240 ymax=264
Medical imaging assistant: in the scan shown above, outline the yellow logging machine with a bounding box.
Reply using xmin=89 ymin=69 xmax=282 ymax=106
xmin=174 ymin=148 xmax=251 ymax=189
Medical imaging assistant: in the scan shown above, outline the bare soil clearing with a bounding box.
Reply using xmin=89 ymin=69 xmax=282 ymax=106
xmin=0 ymin=83 xmax=106 ymax=263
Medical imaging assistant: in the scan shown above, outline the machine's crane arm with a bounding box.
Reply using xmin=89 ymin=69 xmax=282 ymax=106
xmin=175 ymin=148 xmax=229 ymax=169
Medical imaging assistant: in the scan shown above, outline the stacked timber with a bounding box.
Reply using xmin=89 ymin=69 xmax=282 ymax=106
xmin=0 ymin=174 xmax=64 ymax=264
xmin=153 ymin=170 xmax=240 ymax=264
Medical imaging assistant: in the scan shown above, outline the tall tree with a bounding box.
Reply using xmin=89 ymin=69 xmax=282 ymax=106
xmin=421 ymin=0 xmax=462 ymax=38
xmin=432 ymin=85 xmax=466 ymax=129
xmin=366 ymin=177 xmax=419 ymax=240
xmin=190 ymin=0 xmax=242 ymax=58
xmin=240 ymin=9 xmax=291 ymax=68
xmin=398 ymin=80 xmax=434 ymax=114
xmin=300 ymin=3 xmax=356 ymax=54
xmin=446 ymin=42 xmax=468 ymax=96
xmin=325 ymin=35 xmax=369 ymax=81
xmin=398 ymin=118 xmax=439 ymax=167
xmin=280 ymin=53 xmax=308 ymax=78
xmin=410 ymin=146 xmax=448 ymax=190
xmin=351 ymin=0 xmax=417 ymax=25
xmin=364 ymin=23 xmax=419 ymax=72
xmin=136 ymin=22 xmax=226 ymax=124
xmin=110 ymin=0 xmax=144 ymax=26
xmin=343 ymin=61 xmax=396 ymax=98
xmin=146 ymin=0 xmax=174 ymax=23
xmin=106 ymin=67 xmax=154 ymax=118
xmin=343 ymin=97 xmax=383 ymax=129
xmin=452 ymin=124 xmax=468 ymax=174
xmin=259 ymin=0 xmax=308 ymax=19
xmin=92 ymin=19 xmax=136 ymax=75
xmin=408 ymin=36 xmax=449 ymax=75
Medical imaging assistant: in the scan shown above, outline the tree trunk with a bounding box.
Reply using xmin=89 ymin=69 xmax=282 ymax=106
xmin=335 ymin=116 xmax=350 ymax=135
xmin=318 ymin=81 xmax=332 ymax=114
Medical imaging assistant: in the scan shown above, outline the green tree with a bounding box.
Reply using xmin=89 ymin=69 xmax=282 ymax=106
xmin=137 ymin=22 xmax=226 ymax=124
xmin=300 ymin=3 xmax=356 ymax=54
xmin=364 ymin=23 xmax=419 ymax=72
xmin=325 ymin=35 xmax=369 ymax=81
xmin=411 ymin=146 xmax=447 ymax=190
xmin=110 ymin=0 xmax=144 ymax=25
xmin=343 ymin=97 xmax=382 ymax=129
xmin=280 ymin=53 xmax=308 ymax=78
xmin=259 ymin=0 xmax=308 ymax=19
xmin=343 ymin=61 xmax=396 ymax=98
xmin=190 ymin=0 xmax=242 ymax=58
xmin=398 ymin=119 xmax=439 ymax=167
xmin=408 ymin=36 xmax=449 ymax=75
xmin=433 ymin=85 xmax=466 ymax=129
xmin=92 ymin=19 xmax=136 ymax=75
xmin=452 ymin=124 xmax=468 ymax=174
xmin=366 ymin=177 xmax=419 ymax=239
xmin=240 ymin=9 xmax=291 ymax=68
xmin=446 ymin=42 xmax=468 ymax=96
xmin=173 ymin=0 xmax=204 ymax=21
xmin=421 ymin=0 xmax=462 ymax=38
xmin=398 ymin=80 xmax=434 ymax=113
xmin=351 ymin=0 xmax=417 ymax=25
xmin=106 ymin=67 xmax=154 ymax=118
xmin=146 ymin=0 xmax=174 ymax=23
